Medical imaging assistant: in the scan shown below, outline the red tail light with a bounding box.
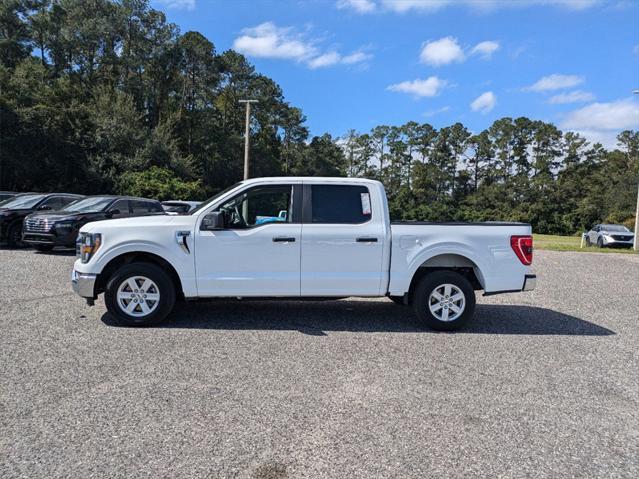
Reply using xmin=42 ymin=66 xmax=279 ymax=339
xmin=510 ymin=235 xmax=533 ymax=265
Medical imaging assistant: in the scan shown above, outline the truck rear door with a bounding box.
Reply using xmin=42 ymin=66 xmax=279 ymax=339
xmin=300 ymin=183 xmax=386 ymax=296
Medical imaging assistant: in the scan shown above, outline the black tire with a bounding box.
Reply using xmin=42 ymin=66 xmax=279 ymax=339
xmin=389 ymin=295 xmax=406 ymax=305
xmin=597 ymin=237 xmax=604 ymax=248
xmin=585 ymin=236 xmax=591 ymax=247
xmin=7 ymin=223 xmax=25 ymax=248
xmin=412 ymin=271 xmax=476 ymax=331
xmin=34 ymin=245 xmax=54 ymax=252
xmin=104 ymin=262 xmax=176 ymax=326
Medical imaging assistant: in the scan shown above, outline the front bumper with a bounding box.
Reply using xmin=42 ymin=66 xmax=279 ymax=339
xmin=602 ymin=238 xmax=634 ymax=247
xmin=522 ymin=274 xmax=536 ymax=291
xmin=71 ymin=270 xmax=97 ymax=298
xmin=23 ymin=230 xmax=77 ymax=247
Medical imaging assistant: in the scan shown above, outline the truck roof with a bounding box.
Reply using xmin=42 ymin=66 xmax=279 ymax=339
xmin=241 ymin=176 xmax=382 ymax=186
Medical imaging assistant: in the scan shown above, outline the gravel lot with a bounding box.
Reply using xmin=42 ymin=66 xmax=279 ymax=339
xmin=1 ymin=248 xmax=638 ymax=478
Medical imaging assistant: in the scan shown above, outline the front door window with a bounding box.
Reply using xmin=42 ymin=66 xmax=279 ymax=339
xmin=217 ymin=185 xmax=292 ymax=228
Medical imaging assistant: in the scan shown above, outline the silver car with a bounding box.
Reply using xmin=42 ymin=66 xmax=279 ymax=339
xmin=586 ymin=224 xmax=634 ymax=248
xmin=161 ymin=200 xmax=201 ymax=215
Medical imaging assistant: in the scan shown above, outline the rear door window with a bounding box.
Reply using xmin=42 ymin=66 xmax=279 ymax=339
xmin=148 ymin=202 xmax=164 ymax=213
xmin=310 ymin=185 xmax=372 ymax=224
xmin=130 ymin=200 xmax=152 ymax=214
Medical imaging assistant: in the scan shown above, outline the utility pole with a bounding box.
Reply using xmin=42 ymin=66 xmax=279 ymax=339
xmin=239 ymin=99 xmax=258 ymax=180
xmin=633 ymin=91 xmax=639 ymax=251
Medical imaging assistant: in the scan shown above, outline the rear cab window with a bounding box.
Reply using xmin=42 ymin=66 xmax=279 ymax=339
xmin=310 ymin=185 xmax=372 ymax=224
xmin=130 ymin=200 xmax=158 ymax=214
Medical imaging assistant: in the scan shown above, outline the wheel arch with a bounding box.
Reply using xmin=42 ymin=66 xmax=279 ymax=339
xmin=407 ymin=253 xmax=485 ymax=303
xmin=95 ymin=251 xmax=184 ymax=299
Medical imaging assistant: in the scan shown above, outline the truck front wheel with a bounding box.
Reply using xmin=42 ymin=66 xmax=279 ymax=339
xmin=412 ymin=271 xmax=476 ymax=331
xmin=104 ymin=262 xmax=176 ymax=326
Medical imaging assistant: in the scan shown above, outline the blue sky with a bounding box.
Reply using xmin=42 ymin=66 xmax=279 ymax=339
xmin=153 ymin=0 xmax=639 ymax=147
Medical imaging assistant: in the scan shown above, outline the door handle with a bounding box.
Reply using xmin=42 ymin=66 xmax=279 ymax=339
xmin=356 ymin=237 xmax=378 ymax=243
xmin=273 ymin=237 xmax=296 ymax=243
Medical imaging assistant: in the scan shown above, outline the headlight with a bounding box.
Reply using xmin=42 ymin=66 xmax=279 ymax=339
xmin=77 ymin=232 xmax=101 ymax=263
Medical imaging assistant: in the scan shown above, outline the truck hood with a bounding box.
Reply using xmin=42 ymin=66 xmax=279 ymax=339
xmin=80 ymin=215 xmax=182 ymax=233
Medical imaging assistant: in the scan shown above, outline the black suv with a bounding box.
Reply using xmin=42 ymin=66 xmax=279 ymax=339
xmin=22 ymin=195 xmax=165 ymax=251
xmin=0 ymin=193 xmax=84 ymax=247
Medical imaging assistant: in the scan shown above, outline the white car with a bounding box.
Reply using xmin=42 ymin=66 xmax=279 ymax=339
xmin=72 ymin=177 xmax=536 ymax=330
xmin=585 ymin=224 xmax=634 ymax=248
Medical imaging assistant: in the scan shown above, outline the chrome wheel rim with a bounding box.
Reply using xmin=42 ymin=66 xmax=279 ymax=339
xmin=428 ymin=283 xmax=465 ymax=322
xmin=116 ymin=276 xmax=160 ymax=317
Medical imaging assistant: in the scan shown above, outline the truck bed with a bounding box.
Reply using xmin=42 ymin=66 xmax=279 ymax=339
xmin=388 ymin=221 xmax=533 ymax=295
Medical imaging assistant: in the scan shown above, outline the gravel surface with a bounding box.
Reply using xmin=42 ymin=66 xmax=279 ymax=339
xmin=1 ymin=249 xmax=638 ymax=478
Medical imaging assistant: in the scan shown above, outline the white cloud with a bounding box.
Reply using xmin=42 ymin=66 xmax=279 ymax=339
xmin=387 ymin=77 xmax=448 ymax=98
xmin=418 ymin=37 xmax=498 ymax=66
xmin=561 ymin=98 xmax=639 ymax=130
xmin=338 ymin=0 xmax=600 ymax=14
xmin=307 ymin=52 xmax=342 ymax=69
xmin=156 ymin=0 xmax=196 ymax=10
xmin=341 ymin=51 xmax=373 ymax=64
xmin=424 ymin=106 xmax=451 ymax=117
xmin=470 ymin=40 xmax=500 ymax=59
xmin=308 ymin=51 xmax=372 ymax=69
xmin=568 ymin=130 xmax=619 ymax=149
xmin=525 ymin=74 xmax=584 ymax=92
xmin=420 ymin=37 xmax=465 ymax=66
xmin=381 ymin=0 xmax=450 ymax=13
xmin=548 ymin=90 xmax=595 ymax=104
xmin=336 ymin=0 xmax=376 ymax=13
xmin=560 ymin=98 xmax=639 ymax=149
xmin=233 ymin=23 xmax=316 ymax=61
xmin=233 ymin=23 xmax=371 ymax=69
xmin=470 ymin=91 xmax=497 ymax=114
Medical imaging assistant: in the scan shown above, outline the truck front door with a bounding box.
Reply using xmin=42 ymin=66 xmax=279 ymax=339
xmin=194 ymin=184 xmax=302 ymax=297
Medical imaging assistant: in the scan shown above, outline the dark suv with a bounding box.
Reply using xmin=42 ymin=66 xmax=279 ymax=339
xmin=0 ymin=191 xmax=16 ymax=202
xmin=0 ymin=193 xmax=84 ymax=247
xmin=22 ymin=195 xmax=165 ymax=251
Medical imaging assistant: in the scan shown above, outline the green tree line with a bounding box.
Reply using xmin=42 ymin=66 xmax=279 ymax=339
xmin=1 ymin=0 xmax=637 ymax=234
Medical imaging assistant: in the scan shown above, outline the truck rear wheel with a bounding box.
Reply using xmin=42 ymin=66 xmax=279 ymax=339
xmin=412 ymin=271 xmax=475 ymax=331
xmin=105 ymin=262 xmax=176 ymax=326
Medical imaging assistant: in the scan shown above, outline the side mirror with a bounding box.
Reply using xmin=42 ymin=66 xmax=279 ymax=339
xmin=201 ymin=211 xmax=225 ymax=230
xmin=106 ymin=208 xmax=120 ymax=218
xmin=38 ymin=205 xmax=52 ymax=211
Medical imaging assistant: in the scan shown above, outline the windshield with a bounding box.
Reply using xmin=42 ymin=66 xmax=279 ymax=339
xmin=189 ymin=182 xmax=243 ymax=215
xmin=0 ymin=194 xmax=45 ymax=209
xmin=62 ymin=196 xmax=114 ymax=213
xmin=601 ymin=224 xmax=630 ymax=232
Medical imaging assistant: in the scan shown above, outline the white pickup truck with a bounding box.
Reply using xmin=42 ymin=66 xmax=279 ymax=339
xmin=72 ymin=177 xmax=535 ymax=330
